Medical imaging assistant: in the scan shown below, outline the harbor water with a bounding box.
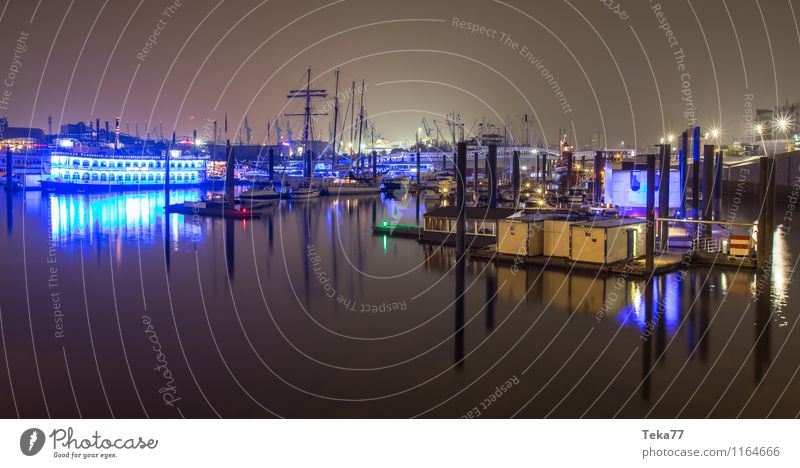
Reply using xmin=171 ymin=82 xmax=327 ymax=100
xmin=0 ymin=189 xmax=797 ymax=418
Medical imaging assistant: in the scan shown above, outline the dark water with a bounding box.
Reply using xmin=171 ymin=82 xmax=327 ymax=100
xmin=0 ymin=189 xmax=797 ymax=418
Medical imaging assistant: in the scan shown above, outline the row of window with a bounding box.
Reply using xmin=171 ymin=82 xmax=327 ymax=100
xmin=54 ymin=172 xmax=198 ymax=182
xmin=53 ymin=159 xmax=204 ymax=169
xmin=424 ymin=218 xmax=497 ymax=236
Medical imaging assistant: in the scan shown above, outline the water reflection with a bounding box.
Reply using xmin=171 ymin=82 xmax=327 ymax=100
xmin=0 ymin=189 xmax=797 ymax=417
xmin=46 ymin=190 xmax=201 ymax=243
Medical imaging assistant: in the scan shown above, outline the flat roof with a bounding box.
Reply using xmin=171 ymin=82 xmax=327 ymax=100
xmin=424 ymin=206 xmax=520 ymax=220
xmin=573 ymin=218 xmax=645 ymax=228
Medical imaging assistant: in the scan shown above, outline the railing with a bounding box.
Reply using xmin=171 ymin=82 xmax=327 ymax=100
xmin=652 ymin=218 xmax=756 ymax=256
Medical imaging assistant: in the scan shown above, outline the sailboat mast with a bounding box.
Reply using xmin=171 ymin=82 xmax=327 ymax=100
xmin=303 ymin=67 xmax=312 ymax=145
xmin=356 ymin=80 xmax=365 ymax=172
xmin=349 ymin=81 xmax=356 ymax=156
xmin=331 ymin=69 xmax=340 ymax=159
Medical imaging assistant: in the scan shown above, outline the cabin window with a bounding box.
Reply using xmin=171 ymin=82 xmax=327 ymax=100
xmin=148 ymin=174 xmax=154 ymax=181
xmin=91 ymin=173 xmax=98 ymax=181
xmin=82 ymin=173 xmax=89 ymax=180
xmin=149 ymin=162 xmax=154 ymax=168
xmin=100 ymin=161 xmax=107 ymax=167
xmin=425 ymin=217 xmax=449 ymax=233
xmin=125 ymin=162 xmax=131 ymax=167
xmin=100 ymin=174 xmax=107 ymax=181
xmin=92 ymin=160 xmax=98 ymax=167
xmin=133 ymin=174 xmax=139 ymax=181
xmin=124 ymin=174 xmax=131 ymax=181
xmin=477 ymin=221 xmax=495 ymax=236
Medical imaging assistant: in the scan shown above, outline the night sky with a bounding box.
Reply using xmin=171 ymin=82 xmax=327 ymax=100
xmin=0 ymin=0 xmax=798 ymax=149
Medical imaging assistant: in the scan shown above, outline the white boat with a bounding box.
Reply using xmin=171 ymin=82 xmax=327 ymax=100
xmin=239 ymin=184 xmax=281 ymax=208
xmin=423 ymin=187 xmax=443 ymax=200
xmin=323 ymin=177 xmax=381 ymax=195
xmin=382 ymin=175 xmax=411 ymax=191
xmin=291 ymin=182 xmax=321 ymax=200
xmin=422 ymin=173 xmax=456 ymax=200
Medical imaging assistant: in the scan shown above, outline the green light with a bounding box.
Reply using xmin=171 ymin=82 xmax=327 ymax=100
xmin=382 ymin=235 xmax=388 ymax=253
xmin=382 ymin=220 xmax=389 ymax=227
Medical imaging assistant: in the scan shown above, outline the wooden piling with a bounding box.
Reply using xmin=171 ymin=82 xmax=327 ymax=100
xmin=416 ymin=150 xmax=421 ymax=183
xmin=646 ymin=153 xmax=656 ymax=272
xmin=268 ymin=147 xmax=275 ymax=182
xmin=225 ymin=141 xmax=235 ymax=211
xmin=692 ymin=127 xmax=701 ymax=220
xmin=757 ymin=157 xmax=768 ymax=271
xmin=679 ymin=130 xmax=688 ymax=218
xmin=487 ymin=144 xmax=498 ymax=208
xmin=164 ymin=144 xmax=170 ymax=208
xmin=4 ymin=147 xmax=11 ymax=192
xmin=659 ymin=144 xmax=671 ymax=253
xmin=702 ymin=145 xmax=714 ymax=243
xmin=456 ymin=142 xmax=467 ymax=259
xmin=713 ymin=149 xmax=723 ymax=220
xmin=512 ymin=150 xmax=520 ymax=206
xmin=594 ymin=151 xmax=603 ymax=204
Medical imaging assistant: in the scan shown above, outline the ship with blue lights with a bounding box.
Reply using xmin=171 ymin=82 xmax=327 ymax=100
xmin=42 ymin=147 xmax=208 ymax=191
xmin=40 ymin=120 xmax=210 ymax=192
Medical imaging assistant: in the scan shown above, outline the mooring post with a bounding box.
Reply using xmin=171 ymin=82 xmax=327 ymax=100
xmin=268 ymin=147 xmax=275 ymax=182
xmin=659 ymin=144 xmax=671 ymax=254
xmin=580 ymin=155 xmax=586 ymax=186
xmin=226 ymin=140 xmax=235 ymax=211
xmin=594 ymin=151 xmax=604 ymax=204
xmin=756 ymin=156 xmax=770 ymax=273
xmin=474 ymin=151 xmax=479 ymax=195
xmin=692 ymin=127 xmax=701 ymax=220
xmin=512 ymin=150 xmax=520 ymax=207
xmin=713 ymin=149 xmax=723 ymax=220
xmin=541 ymin=152 xmax=547 ymax=183
xmin=702 ymin=145 xmax=714 ymax=245
xmin=679 ymin=130 xmax=688 ymax=218
xmin=5 ymin=147 xmax=12 ymax=192
xmin=415 ymin=150 xmax=421 ymax=191
xmin=372 ymin=150 xmax=377 ymax=182
xmin=764 ymin=155 xmax=776 ymax=268
xmin=646 ymin=153 xmax=656 ymax=272
xmin=488 ymin=144 xmax=498 ymax=208
xmin=566 ymin=148 xmax=573 ymax=190
xmin=456 ymin=141 xmax=467 ymax=260
xmin=164 ymin=143 xmax=171 ymax=208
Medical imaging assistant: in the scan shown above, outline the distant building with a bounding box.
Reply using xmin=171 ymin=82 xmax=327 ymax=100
xmin=755 ymin=101 xmax=800 ymax=140
xmin=0 ymin=120 xmax=50 ymax=187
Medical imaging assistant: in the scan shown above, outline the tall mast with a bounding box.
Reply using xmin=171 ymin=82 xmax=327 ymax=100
xmin=349 ymin=81 xmax=356 ymax=155
xmin=303 ymin=67 xmax=312 ymax=145
xmin=331 ymin=68 xmax=341 ymax=158
xmin=356 ymin=80 xmax=365 ymax=172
